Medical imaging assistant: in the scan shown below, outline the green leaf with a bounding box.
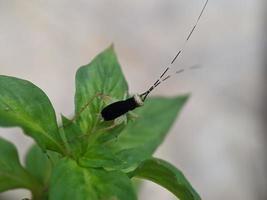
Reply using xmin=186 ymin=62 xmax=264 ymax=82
xmin=49 ymin=158 xmax=97 ymax=200
xmin=78 ymin=96 xmax=188 ymax=171
xmin=78 ymin=145 xmax=124 ymax=170
xmin=25 ymin=144 xmax=61 ymax=186
xmin=109 ymin=96 xmax=188 ymax=167
xmin=0 ymin=137 xmax=42 ymax=193
xmin=75 ymin=45 xmax=128 ymax=135
xmin=49 ymin=158 xmax=136 ymax=200
xmin=61 ymin=115 xmax=87 ymax=158
xmin=131 ymin=158 xmax=201 ymax=200
xmin=0 ymin=75 xmax=64 ymax=153
xmin=25 ymin=144 xmax=61 ymax=200
xmin=131 ymin=178 xmax=143 ymax=194
xmin=92 ymin=167 xmax=137 ymax=200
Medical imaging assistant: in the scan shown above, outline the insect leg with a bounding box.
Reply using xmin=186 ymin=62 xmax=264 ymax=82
xmin=73 ymin=92 xmax=104 ymax=122
xmin=128 ymin=110 xmax=139 ymax=120
xmin=98 ymin=115 xmax=127 ymax=132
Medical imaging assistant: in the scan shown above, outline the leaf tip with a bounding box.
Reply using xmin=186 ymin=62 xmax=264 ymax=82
xmin=180 ymin=93 xmax=190 ymax=102
xmin=109 ymin=43 xmax=115 ymax=50
xmin=104 ymin=43 xmax=116 ymax=56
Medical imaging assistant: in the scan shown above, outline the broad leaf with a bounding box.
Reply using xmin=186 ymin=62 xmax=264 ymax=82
xmin=75 ymin=46 xmax=128 ymax=135
xmin=131 ymin=158 xmax=201 ymax=200
xmin=92 ymin=167 xmax=136 ymax=200
xmin=61 ymin=115 xmax=87 ymax=158
xmin=49 ymin=158 xmax=136 ymax=200
xmin=0 ymin=137 xmax=42 ymax=193
xmin=109 ymin=96 xmax=188 ymax=168
xmin=0 ymin=76 xmax=64 ymax=153
xmin=78 ymin=145 xmax=124 ymax=170
xmin=49 ymin=158 xmax=97 ymax=200
xmin=25 ymin=144 xmax=61 ymax=186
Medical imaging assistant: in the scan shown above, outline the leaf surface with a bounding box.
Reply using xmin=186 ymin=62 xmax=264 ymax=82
xmin=0 ymin=137 xmax=41 ymax=193
xmin=75 ymin=46 xmax=128 ymax=135
xmin=109 ymin=96 xmax=188 ymax=168
xmin=0 ymin=75 xmax=64 ymax=152
xmin=78 ymin=145 xmax=124 ymax=170
xmin=61 ymin=115 xmax=87 ymax=158
xmin=131 ymin=158 xmax=201 ymax=200
xmin=25 ymin=144 xmax=61 ymax=186
xmin=49 ymin=158 xmax=136 ymax=200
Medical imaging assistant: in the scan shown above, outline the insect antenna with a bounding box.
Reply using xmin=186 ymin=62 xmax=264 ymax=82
xmin=140 ymin=0 xmax=209 ymax=101
xmin=170 ymin=0 xmax=209 ymax=65
xmin=140 ymin=65 xmax=201 ymax=100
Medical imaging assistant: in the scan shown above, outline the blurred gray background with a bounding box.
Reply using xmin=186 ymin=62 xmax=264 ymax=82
xmin=0 ymin=0 xmax=266 ymax=199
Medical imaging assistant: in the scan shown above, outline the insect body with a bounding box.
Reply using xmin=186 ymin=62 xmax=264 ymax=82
xmin=101 ymin=94 xmax=144 ymax=121
xmin=101 ymin=0 xmax=209 ymax=121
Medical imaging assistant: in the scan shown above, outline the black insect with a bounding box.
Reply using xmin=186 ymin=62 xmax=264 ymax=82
xmin=101 ymin=0 xmax=209 ymax=121
xmin=101 ymin=94 xmax=144 ymax=121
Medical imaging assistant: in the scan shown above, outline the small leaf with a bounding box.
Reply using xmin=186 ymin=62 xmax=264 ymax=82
xmin=49 ymin=158 xmax=97 ymax=200
xmin=78 ymin=145 xmax=124 ymax=170
xmin=0 ymin=75 xmax=64 ymax=153
xmin=131 ymin=158 xmax=201 ymax=200
xmin=131 ymin=178 xmax=143 ymax=194
xmin=75 ymin=46 xmax=128 ymax=134
xmin=49 ymin=158 xmax=136 ymax=200
xmin=0 ymin=137 xmax=42 ymax=193
xmin=61 ymin=115 xmax=87 ymax=158
xmin=25 ymin=144 xmax=61 ymax=186
xmin=109 ymin=96 xmax=188 ymax=167
xmin=92 ymin=167 xmax=137 ymax=200
xmin=114 ymin=148 xmax=152 ymax=171
xmin=94 ymin=122 xmax=126 ymax=145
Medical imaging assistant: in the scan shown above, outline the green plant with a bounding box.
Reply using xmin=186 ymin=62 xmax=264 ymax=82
xmin=0 ymin=46 xmax=201 ymax=200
